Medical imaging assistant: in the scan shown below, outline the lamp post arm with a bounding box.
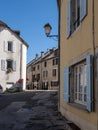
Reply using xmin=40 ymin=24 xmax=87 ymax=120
xmin=47 ymin=35 xmax=58 ymax=38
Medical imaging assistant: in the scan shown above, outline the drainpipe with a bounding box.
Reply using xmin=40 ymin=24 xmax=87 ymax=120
xmin=57 ymin=0 xmax=61 ymax=111
xmin=20 ymin=44 xmax=22 ymax=79
xmin=92 ymin=0 xmax=98 ymax=129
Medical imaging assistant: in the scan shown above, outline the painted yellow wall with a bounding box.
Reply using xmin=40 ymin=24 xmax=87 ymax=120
xmin=59 ymin=0 xmax=97 ymax=130
xmin=95 ymin=0 xmax=98 ymax=47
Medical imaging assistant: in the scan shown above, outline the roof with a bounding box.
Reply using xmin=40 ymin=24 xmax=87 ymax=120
xmin=0 ymin=20 xmax=29 ymax=48
xmin=27 ymin=48 xmax=58 ymax=66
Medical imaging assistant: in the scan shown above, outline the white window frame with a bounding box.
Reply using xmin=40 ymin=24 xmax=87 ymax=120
xmin=63 ymin=55 xmax=93 ymax=112
xmin=74 ymin=63 xmax=87 ymax=105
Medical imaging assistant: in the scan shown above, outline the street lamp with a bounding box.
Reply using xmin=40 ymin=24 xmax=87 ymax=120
xmin=44 ymin=23 xmax=58 ymax=38
xmin=43 ymin=22 xmax=60 ymax=111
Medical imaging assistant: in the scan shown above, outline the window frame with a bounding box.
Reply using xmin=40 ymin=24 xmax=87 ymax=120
xmin=66 ymin=0 xmax=87 ymax=38
xmin=73 ymin=62 xmax=87 ymax=105
xmin=8 ymin=41 xmax=13 ymax=51
xmin=63 ymin=55 xmax=93 ymax=112
xmin=52 ymin=69 xmax=56 ymax=77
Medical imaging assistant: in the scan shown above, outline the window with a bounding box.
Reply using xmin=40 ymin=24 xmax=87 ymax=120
xmin=4 ymin=41 xmax=16 ymax=52
xmin=53 ymin=58 xmax=58 ymax=65
xmin=67 ymin=0 xmax=87 ymax=37
xmin=32 ymin=67 xmax=35 ymax=71
xmin=36 ymin=74 xmax=40 ymax=81
xmin=54 ymin=50 xmax=59 ymax=57
xmin=51 ymin=81 xmax=58 ymax=87
xmin=43 ymin=71 xmax=48 ymax=78
xmin=73 ymin=63 xmax=87 ymax=105
xmin=8 ymin=41 xmax=13 ymax=51
xmin=1 ymin=59 xmax=16 ymax=71
xmin=70 ymin=0 xmax=80 ymax=33
xmin=32 ymin=75 xmax=35 ymax=82
xmin=52 ymin=69 xmax=56 ymax=77
xmin=63 ymin=55 xmax=93 ymax=112
xmin=44 ymin=61 xmax=47 ymax=67
xmin=7 ymin=60 xmax=13 ymax=69
xmin=37 ymin=65 xmax=40 ymax=70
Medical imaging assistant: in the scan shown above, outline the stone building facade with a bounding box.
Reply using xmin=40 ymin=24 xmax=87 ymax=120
xmin=27 ymin=48 xmax=59 ymax=90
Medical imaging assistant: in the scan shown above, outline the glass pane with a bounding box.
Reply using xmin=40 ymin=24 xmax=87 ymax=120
xmin=84 ymin=94 xmax=86 ymax=102
xmin=79 ymin=94 xmax=82 ymax=101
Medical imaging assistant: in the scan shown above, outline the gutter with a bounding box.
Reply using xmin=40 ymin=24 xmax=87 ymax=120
xmin=56 ymin=0 xmax=61 ymax=111
xmin=92 ymin=1 xmax=98 ymax=130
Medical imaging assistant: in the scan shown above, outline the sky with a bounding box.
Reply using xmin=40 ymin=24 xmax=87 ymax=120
xmin=0 ymin=0 xmax=58 ymax=63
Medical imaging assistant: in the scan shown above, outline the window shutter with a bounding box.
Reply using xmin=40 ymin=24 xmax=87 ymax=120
xmin=1 ymin=59 xmax=7 ymax=71
xmin=66 ymin=0 xmax=71 ymax=38
xmin=86 ymin=55 xmax=93 ymax=112
xmin=4 ymin=40 xmax=8 ymax=51
xmin=13 ymin=42 xmax=16 ymax=52
xmin=80 ymin=0 xmax=87 ymax=21
xmin=13 ymin=61 xmax=16 ymax=71
xmin=63 ymin=67 xmax=69 ymax=102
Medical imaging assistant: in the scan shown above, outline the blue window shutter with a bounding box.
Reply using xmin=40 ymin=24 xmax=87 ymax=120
xmin=63 ymin=67 xmax=69 ymax=102
xmin=66 ymin=0 xmax=71 ymax=38
xmin=80 ymin=0 xmax=87 ymax=21
xmin=86 ymin=55 xmax=93 ymax=112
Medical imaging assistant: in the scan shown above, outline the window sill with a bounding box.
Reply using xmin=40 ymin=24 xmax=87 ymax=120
xmin=70 ymin=24 xmax=81 ymax=38
xmin=68 ymin=102 xmax=88 ymax=112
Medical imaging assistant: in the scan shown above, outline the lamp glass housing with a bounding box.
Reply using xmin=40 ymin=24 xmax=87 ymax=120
xmin=44 ymin=23 xmax=52 ymax=36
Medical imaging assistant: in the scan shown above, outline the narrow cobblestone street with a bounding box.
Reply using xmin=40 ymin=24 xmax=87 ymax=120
xmin=0 ymin=91 xmax=68 ymax=130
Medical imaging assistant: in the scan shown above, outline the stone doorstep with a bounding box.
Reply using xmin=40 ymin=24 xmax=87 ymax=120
xmin=66 ymin=121 xmax=81 ymax=130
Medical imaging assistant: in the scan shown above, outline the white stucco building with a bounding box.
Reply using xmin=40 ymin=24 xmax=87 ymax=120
xmin=0 ymin=20 xmax=29 ymax=91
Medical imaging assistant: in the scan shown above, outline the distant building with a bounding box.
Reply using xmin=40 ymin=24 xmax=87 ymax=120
xmin=0 ymin=20 xmax=28 ymax=91
xmin=26 ymin=48 xmax=59 ymax=90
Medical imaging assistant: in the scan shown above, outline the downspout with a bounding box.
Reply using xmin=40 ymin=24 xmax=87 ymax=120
xmin=92 ymin=0 xmax=97 ymax=129
xmin=57 ymin=0 xmax=61 ymax=111
xmin=20 ymin=44 xmax=22 ymax=79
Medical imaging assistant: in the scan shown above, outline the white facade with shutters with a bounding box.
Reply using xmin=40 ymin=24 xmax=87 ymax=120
xmin=0 ymin=21 xmax=28 ymax=91
xmin=57 ymin=0 xmax=98 ymax=130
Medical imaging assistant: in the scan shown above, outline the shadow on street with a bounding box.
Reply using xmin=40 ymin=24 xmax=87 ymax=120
xmin=0 ymin=91 xmax=68 ymax=130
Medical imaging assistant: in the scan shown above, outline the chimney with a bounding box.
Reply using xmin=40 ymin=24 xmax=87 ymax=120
xmin=13 ymin=30 xmax=20 ymax=36
xmin=35 ymin=54 xmax=38 ymax=60
xmin=41 ymin=51 xmax=44 ymax=58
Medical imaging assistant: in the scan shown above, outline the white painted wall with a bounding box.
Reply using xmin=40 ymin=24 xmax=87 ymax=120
xmin=21 ymin=44 xmax=27 ymax=90
xmin=0 ymin=27 xmax=27 ymax=91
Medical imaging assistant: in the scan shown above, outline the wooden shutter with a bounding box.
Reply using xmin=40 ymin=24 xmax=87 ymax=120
xmin=1 ymin=59 xmax=7 ymax=71
xmin=13 ymin=42 xmax=16 ymax=52
xmin=63 ymin=67 xmax=69 ymax=102
xmin=66 ymin=0 xmax=71 ymax=38
xmin=86 ymin=55 xmax=93 ymax=112
xmin=80 ymin=0 xmax=87 ymax=21
xmin=13 ymin=61 xmax=16 ymax=71
xmin=4 ymin=40 xmax=8 ymax=51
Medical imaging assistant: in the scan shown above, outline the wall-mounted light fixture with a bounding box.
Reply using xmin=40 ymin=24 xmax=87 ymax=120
xmin=44 ymin=23 xmax=58 ymax=38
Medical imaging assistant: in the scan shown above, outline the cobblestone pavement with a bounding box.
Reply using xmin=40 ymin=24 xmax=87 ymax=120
xmin=0 ymin=91 xmax=68 ymax=130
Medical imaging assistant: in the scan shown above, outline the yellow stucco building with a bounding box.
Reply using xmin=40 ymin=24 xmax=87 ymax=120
xmin=57 ymin=0 xmax=98 ymax=130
